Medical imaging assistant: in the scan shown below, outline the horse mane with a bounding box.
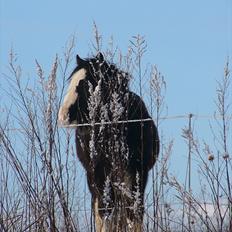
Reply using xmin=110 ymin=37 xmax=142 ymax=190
xmin=70 ymin=54 xmax=130 ymax=89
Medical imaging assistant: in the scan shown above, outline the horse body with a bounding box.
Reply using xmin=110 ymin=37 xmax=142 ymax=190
xmin=59 ymin=53 xmax=159 ymax=231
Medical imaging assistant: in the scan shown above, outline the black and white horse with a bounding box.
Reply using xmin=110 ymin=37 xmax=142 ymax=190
xmin=58 ymin=53 xmax=159 ymax=232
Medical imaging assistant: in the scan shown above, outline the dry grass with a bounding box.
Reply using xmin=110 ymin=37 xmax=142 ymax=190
xmin=0 ymin=30 xmax=231 ymax=231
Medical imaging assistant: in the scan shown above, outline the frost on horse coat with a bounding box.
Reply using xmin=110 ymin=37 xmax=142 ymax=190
xmin=58 ymin=53 xmax=159 ymax=231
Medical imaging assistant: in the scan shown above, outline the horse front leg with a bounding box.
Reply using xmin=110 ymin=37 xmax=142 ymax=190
xmin=93 ymin=197 xmax=106 ymax=232
xmin=126 ymin=208 xmax=143 ymax=232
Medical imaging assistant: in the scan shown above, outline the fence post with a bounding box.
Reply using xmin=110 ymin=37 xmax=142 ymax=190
xmin=188 ymin=113 xmax=193 ymax=232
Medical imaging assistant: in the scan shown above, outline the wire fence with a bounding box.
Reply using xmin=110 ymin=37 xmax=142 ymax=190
xmin=3 ymin=113 xmax=232 ymax=131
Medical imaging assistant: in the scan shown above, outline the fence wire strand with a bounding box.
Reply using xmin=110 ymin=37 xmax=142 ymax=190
xmin=3 ymin=113 xmax=232 ymax=131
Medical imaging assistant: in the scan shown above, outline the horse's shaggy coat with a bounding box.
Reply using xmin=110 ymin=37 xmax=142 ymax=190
xmin=58 ymin=53 xmax=159 ymax=232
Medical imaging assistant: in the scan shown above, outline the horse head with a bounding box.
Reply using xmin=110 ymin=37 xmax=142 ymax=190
xmin=58 ymin=52 xmax=111 ymax=125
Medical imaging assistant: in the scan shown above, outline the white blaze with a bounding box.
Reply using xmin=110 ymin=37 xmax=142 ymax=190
xmin=63 ymin=68 xmax=87 ymax=106
xmin=58 ymin=68 xmax=87 ymax=125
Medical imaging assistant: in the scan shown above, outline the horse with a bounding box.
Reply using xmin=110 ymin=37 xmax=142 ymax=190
xmin=58 ymin=52 xmax=159 ymax=232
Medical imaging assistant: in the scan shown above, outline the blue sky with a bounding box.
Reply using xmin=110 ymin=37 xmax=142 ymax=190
xmin=1 ymin=0 xmax=232 ymax=180
xmin=1 ymin=0 xmax=231 ymax=114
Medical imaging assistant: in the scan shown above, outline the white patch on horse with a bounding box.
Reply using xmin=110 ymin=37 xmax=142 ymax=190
xmin=94 ymin=198 xmax=106 ymax=232
xmin=58 ymin=68 xmax=86 ymax=125
xmin=127 ymin=218 xmax=133 ymax=229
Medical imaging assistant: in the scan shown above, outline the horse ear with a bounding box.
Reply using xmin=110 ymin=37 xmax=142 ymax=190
xmin=96 ymin=52 xmax=104 ymax=62
xmin=76 ymin=54 xmax=85 ymax=65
